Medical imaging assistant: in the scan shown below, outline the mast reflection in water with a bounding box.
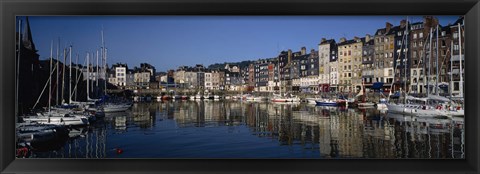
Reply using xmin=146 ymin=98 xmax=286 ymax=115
xmin=31 ymin=100 xmax=465 ymax=158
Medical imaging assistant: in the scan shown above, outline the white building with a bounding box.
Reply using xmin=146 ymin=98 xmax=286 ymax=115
xmin=110 ymin=63 xmax=128 ymax=87
xmin=204 ymin=72 xmax=213 ymax=90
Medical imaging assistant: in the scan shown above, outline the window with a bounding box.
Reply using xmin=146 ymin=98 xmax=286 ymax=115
xmin=413 ymin=33 xmax=417 ymax=39
xmin=453 ymin=32 xmax=459 ymax=38
xmin=419 ymin=33 xmax=423 ymax=38
xmin=348 ymin=50 xmax=351 ymax=56
xmin=442 ymin=31 xmax=446 ymax=36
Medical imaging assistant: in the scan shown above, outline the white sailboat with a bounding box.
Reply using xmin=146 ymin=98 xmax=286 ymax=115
xmin=385 ymin=17 xmax=447 ymax=117
xmin=96 ymin=30 xmax=131 ymax=113
xmin=22 ymin=40 xmax=89 ymax=126
xmin=357 ymin=79 xmax=375 ymax=108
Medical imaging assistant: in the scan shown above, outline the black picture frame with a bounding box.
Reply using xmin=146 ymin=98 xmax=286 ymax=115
xmin=1 ymin=0 xmax=479 ymax=173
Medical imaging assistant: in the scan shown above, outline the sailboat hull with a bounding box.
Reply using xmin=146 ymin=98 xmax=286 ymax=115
xmin=386 ymin=103 xmax=447 ymax=117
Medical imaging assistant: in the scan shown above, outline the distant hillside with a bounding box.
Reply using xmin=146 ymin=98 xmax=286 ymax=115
xmin=208 ymin=60 xmax=254 ymax=70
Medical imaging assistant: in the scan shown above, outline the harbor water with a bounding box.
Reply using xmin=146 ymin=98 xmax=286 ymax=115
xmin=29 ymin=100 xmax=465 ymax=159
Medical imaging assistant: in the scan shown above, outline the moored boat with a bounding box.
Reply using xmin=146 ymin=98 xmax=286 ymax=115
xmin=315 ymin=99 xmax=338 ymax=106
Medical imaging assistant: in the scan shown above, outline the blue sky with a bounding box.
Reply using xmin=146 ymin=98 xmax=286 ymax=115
xmin=20 ymin=16 xmax=460 ymax=72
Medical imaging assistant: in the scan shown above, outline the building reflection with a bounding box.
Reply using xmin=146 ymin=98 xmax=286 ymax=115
xmin=38 ymin=101 xmax=464 ymax=158
xmin=158 ymin=101 xmax=464 ymax=158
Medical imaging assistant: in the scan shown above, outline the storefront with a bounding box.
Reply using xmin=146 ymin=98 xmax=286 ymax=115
xmin=319 ymin=84 xmax=330 ymax=93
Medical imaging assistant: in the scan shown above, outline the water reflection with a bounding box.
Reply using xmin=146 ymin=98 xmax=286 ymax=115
xmin=31 ymin=100 xmax=465 ymax=158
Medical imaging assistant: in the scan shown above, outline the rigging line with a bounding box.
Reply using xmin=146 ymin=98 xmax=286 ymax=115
xmin=32 ymin=63 xmax=60 ymax=110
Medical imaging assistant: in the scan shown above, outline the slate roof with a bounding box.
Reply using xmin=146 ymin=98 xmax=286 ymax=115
xmin=319 ymin=39 xmax=336 ymax=45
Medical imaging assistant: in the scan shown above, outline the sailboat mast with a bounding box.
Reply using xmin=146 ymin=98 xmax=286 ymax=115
xmin=75 ymin=53 xmax=78 ymax=101
xmin=87 ymin=52 xmax=90 ymax=101
xmin=436 ymin=25 xmax=439 ymax=95
xmin=69 ymin=45 xmax=72 ymax=104
xmin=427 ymin=27 xmax=432 ymax=96
xmin=91 ymin=53 xmax=94 ymax=99
xmin=277 ymin=57 xmax=280 ymax=96
xmin=102 ymin=29 xmax=107 ymax=96
xmin=62 ymin=48 xmax=66 ymax=104
xmin=404 ymin=17 xmax=409 ymax=105
xmin=458 ymin=23 xmax=463 ymax=97
xmin=16 ymin=19 xmax=21 ymax=117
xmin=450 ymin=40 xmax=453 ymax=99
xmin=56 ymin=38 xmax=60 ymax=106
xmin=105 ymin=48 xmax=108 ymax=96
xmin=49 ymin=40 xmax=53 ymax=112
xmin=96 ymin=49 xmax=99 ymax=90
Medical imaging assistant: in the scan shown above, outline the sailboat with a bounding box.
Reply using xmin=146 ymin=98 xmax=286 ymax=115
xmin=385 ymin=20 xmax=450 ymax=117
xmin=357 ymin=79 xmax=375 ymax=108
xmin=95 ymin=30 xmax=131 ymax=113
xmin=270 ymin=61 xmax=300 ymax=103
xmin=22 ymin=41 xmax=89 ymax=126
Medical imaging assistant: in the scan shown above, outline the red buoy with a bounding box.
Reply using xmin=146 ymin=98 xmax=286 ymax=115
xmin=116 ymin=148 xmax=123 ymax=154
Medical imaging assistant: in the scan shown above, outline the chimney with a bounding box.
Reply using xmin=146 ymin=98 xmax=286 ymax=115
xmin=311 ymin=49 xmax=315 ymax=54
xmin=386 ymin=22 xmax=393 ymax=33
xmin=365 ymin=34 xmax=371 ymax=42
xmin=288 ymin=49 xmax=292 ymax=64
xmin=423 ymin=16 xmax=439 ymax=29
xmin=354 ymin=36 xmax=360 ymax=41
xmin=400 ymin=19 xmax=407 ymax=28
xmin=321 ymin=38 xmax=327 ymax=44
xmin=301 ymin=47 xmax=307 ymax=55
xmin=340 ymin=37 xmax=346 ymax=43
